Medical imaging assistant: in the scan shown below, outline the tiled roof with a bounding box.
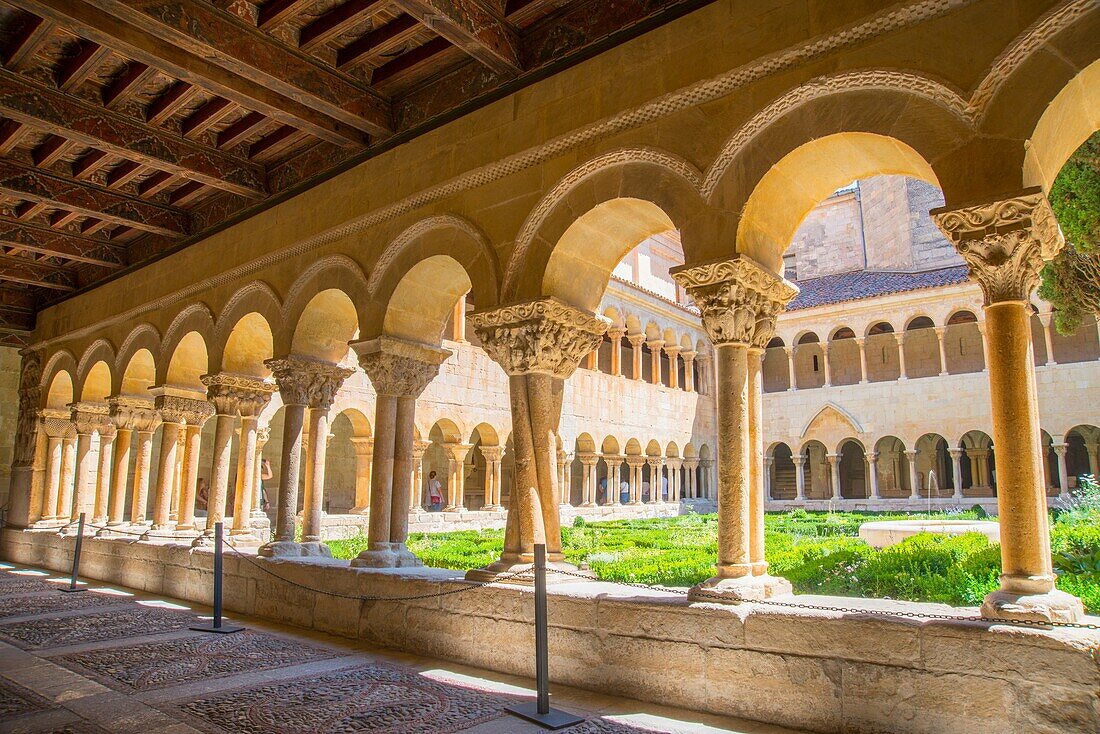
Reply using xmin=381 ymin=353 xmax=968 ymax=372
xmin=788 ymin=265 xmax=970 ymax=311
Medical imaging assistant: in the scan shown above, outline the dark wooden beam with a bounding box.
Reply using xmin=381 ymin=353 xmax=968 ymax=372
xmin=0 ymin=256 xmax=76 ymax=290
xmin=145 ymin=81 xmax=200 ymax=126
xmin=4 ymin=17 xmax=53 ymax=70
xmin=71 ymin=149 xmax=111 ymax=179
xmin=56 ymin=41 xmax=113 ymax=92
xmin=0 ymin=158 xmax=190 ymax=236
xmin=79 ymin=218 xmax=113 ymax=236
xmin=370 ymin=35 xmax=449 ymax=86
xmin=0 ymin=120 xmax=29 ymax=156
xmin=105 ymin=160 xmax=143 ymax=188
xmin=391 ymin=0 xmax=520 ymax=76
xmin=168 ymin=179 xmax=204 ymax=205
xmin=215 ymin=111 xmax=265 ymax=149
xmin=0 ymin=68 xmax=268 ymax=198
xmin=137 ymin=170 xmax=175 ymax=196
xmin=48 ymin=209 xmax=81 ymax=228
xmin=336 ymin=14 xmax=420 ymax=70
xmin=78 ymin=0 xmax=392 ymax=138
xmin=31 ymin=135 xmax=75 ymax=167
xmin=249 ymin=124 xmax=307 ymax=160
xmin=257 ymin=0 xmax=315 ymax=29
xmin=14 ymin=201 xmax=47 ymax=220
xmin=180 ymin=97 xmax=235 ymax=138
xmin=18 ymin=0 xmax=378 ymax=146
xmin=103 ymin=61 xmax=158 ymax=107
xmin=299 ymin=0 xmax=385 ymax=51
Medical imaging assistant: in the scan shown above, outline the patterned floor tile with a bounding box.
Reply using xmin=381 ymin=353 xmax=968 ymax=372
xmin=0 ymin=675 xmax=56 ymax=719
xmin=0 ymin=605 xmax=197 ymax=650
xmin=562 ymin=720 xmax=669 ymax=733
xmin=166 ymin=663 xmax=521 ymax=734
xmin=0 ymin=574 xmax=56 ymax=596
xmin=56 ymin=630 xmax=337 ymax=691
xmin=0 ymin=591 xmax=127 ymax=620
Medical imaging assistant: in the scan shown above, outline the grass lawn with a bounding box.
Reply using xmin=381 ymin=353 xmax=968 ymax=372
xmin=327 ymin=508 xmax=1100 ymax=613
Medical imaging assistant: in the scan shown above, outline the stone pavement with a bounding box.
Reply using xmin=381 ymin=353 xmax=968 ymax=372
xmin=0 ymin=561 xmax=805 ymax=734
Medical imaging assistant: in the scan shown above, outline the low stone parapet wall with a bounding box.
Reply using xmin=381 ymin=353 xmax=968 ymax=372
xmin=3 ymin=528 xmax=1098 ymax=734
xmin=766 ymin=497 xmax=1002 ymax=513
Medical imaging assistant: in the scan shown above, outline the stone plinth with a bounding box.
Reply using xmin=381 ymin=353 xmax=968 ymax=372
xmin=859 ymin=519 xmax=1001 ymax=549
xmin=4 ymin=528 xmax=1098 ymax=734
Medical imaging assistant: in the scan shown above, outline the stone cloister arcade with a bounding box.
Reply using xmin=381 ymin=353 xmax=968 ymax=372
xmin=4 ymin=0 xmax=1099 ymax=657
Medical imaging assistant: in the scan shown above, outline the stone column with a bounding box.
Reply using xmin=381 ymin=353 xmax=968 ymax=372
xmin=466 ymin=298 xmax=606 ymax=580
xmin=867 ymin=452 xmax=880 ymax=499
xmin=1038 ymin=313 xmax=1056 ymax=366
xmin=665 ymin=344 xmax=681 ymax=389
xmin=628 ymin=333 xmax=645 ymax=381
xmin=578 ymin=453 xmax=596 ymax=506
xmin=648 ymin=339 xmax=664 ymax=385
xmin=763 ymin=456 xmax=773 ymax=499
xmin=608 ymin=328 xmax=624 ymax=377
xmin=148 ymin=394 xmax=186 ymax=531
xmin=669 ymin=459 xmax=684 ymax=502
xmin=896 ymin=332 xmax=908 ymax=380
xmin=453 ymin=295 xmax=467 ymax=342
xmin=352 ymin=336 xmax=449 ymax=568
xmin=647 ymin=457 xmax=663 ymax=503
xmin=443 ymin=443 xmax=473 ymax=511
xmin=170 ymin=429 xmax=185 ymax=522
xmin=747 ymin=345 xmax=767 ymax=573
xmin=821 ymin=344 xmax=832 ymax=387
xmin=625 ymin=456 xmax=644 ymax=505
xmin=232 ymin=387 xmax=275 ymax=540
xmin=685 ymin=458 xmax=699 ymax=498
xmin=176 ymin=405 xmax=214 ymax=532
xmin=935 ymin=327 xmax=950 ymax=376
xmin=934 ymin=190 xmax=1083 ymax=621
xmin=702 ymin=459 xmax=715 ymax=499
xmin=410 ymin=440 xmax=431 ymax=510
xmin=6 ymin=352 xmax=43 ymax=528
xmin=949 ymin=448 xmax=965 ymax=500
xmin=1086 ymin=443 xmax=1099 ymax=478
xmin=585 ymin=348 xmax=598 ymax=370
xmin=92 ymin=424 xmax=115 ymax=525
xmin=300 ymin=374 xmax=349 ymax=544
xmin=56 ymin=429 xmax=78 ymax=522
xmin=905 ymin=450 xmax=920 ymax=499
xmin=826 ymin=453 xmax=841 ymax=501
xmin=38 ymin=412 xmax=70 ymax=522
xmin=251 ymin=426 xmax=271 ymax=520
xmin=258 ymin=360 xmax=311 ymax=555
xmin=792 ymin=454 xmax=806 ymax=501
xmin=610 ymin=455 xmax=624 ymax=506
xmin=673 ymin=254 xmax=797 ymax=601
xmin=70 ymin=406 xmax=106 ymax=522
xmin=349 ymin=437 xmax=374 ymax=513
xmin=116 ymin=402 xmax=160 ymax=527
xmin=106 ymin=398 xmax=150 ymax=527
xmin=482 ymin=445 xmax=505 ymax=509
xmin=784 ymin=346 xmax=797 ymax=390
xmin=1053 ymin=443 xmax=1070 ymax=499
xmin=683 ymin=351 xmax=696 ymax=392
xmin=856 ymin=337 xmax=868 ymax=383
xmin=697 ymin=354 xmax=713 ymax=395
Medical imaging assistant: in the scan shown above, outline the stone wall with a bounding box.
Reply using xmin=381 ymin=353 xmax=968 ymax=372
xmin=0 ymin=346 xmax=21 ymax=514
xmin=4 ymin=529 xmax=1097 ymax=734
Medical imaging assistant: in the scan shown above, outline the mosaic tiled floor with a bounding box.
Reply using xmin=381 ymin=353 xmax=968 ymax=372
xmin=0 ymin=563 xmax=802 ymax=734
xmin=0 ymin=605 xmax=198 ymax=650
xmin=58 ymin=630 xmax=337 ymax=691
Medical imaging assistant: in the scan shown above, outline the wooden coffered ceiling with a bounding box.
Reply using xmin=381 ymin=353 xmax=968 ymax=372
xmin=0 ymin=0 xmax=711 ymax=344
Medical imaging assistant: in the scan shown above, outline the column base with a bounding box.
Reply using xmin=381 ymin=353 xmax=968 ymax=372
xmin=481 ymin=504 xmax=504 ymax=512
xmin=442 ymin=505 xmax=463 ymax=513
xmin=579 ymin=502 xmax=596 ymax=508
xmin=626 ymin=501 xmax=643 ymax=506
xmin=257 ymin=540 xmax=334 ymax=558
xmin=982 ymin=587 xmax=1084 ymax=624
xmin=465 ymin=556 xmax=594 ymax=585
xmin=348 ymin=507 xmax=369 ymax=515
xmin=688 ymin=573 xmax=793 ymax=603
xmin=349 ymin=542 xmax=420 ymax=569
xmin=226 ymin=533 xmax=262 ymax=548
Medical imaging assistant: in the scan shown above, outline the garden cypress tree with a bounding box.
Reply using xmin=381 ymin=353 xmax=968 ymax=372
xmin=1039 ymin=131 xmax=1100 ymax=334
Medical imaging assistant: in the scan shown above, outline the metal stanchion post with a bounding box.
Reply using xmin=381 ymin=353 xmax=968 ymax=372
xmin=506 ymin=544 xmax=583 ymax=730
xmin=190 ymin=522 xmax=243 ymax=634
xmin=60 ymin=513 xmax=87 ymax=593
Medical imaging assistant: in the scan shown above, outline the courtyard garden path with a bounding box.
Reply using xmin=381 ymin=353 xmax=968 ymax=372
xmin=0 ymin=561 xmax=804 ymax=734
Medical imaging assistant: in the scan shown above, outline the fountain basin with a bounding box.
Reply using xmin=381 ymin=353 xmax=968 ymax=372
xmin=858 ymin=519 xmax=1000 ymax=549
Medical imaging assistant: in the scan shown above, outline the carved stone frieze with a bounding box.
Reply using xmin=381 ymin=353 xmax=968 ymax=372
xmin=13 ymin=350 xmax=42 ymax=467
xmin=469 ymin=297 xmax=608 ymax=378
xmin=108 ymin=396 xmax=161 ymax=433
xmin=201 ymin=373 xmax=278 ymax=416
xmin=931 ymin=189 xmax=1064 ymax=305
xmin=351 ymin=336 xmax=451 ymax=399
xmin=263 ymin=358 xmax=353 ymax=410
xmin=671 ymin=255 xmax=798 ymax=348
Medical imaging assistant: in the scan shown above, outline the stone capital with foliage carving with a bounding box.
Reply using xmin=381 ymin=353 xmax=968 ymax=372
xmin=671 ymin=255 xmax=798 ymax=348
xmin=932 ymin=189 xmax=1064 ymax=305
xmin=352 ymin=336 xmax=451 ymax=398
xmin=203 ymin=372 xmax=279 ymax=416
xmin=263 ymin=357 xmax=353 ymax=410
xmin=152 ymin=391 xmax=216 ymax=426
xmin=108 ymin=396 xmax=161 ymax=433
xmin=70 ymin=402 xmax=110 ymax=435
xmin=470 ymin=297 xmax=608 ymax=378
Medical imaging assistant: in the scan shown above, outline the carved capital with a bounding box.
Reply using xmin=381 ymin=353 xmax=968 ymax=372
xmin=108 ymin=396 xmax=161 ymax=433
xmin=1052 ymin=443 xmax=1068 ymax=458
xmin=626 ymin=332 xmax=646 ymax=348
xmin=255 ymin=425 xmax=271 ymax=449
xmin=154 ymin=393 xmax=215 ymax=426
xmin=70 ymin=402 xmax=110 ymax=435
xmin=480 ymin=445 xmax=505 ymax=463
xmin=470 ymin=297 xmax=609 ymax=378
xmin=625 ymin=455 xmax=647 ymax=468
xmin=671 ymin=255 xmax=797 ymax=347
xmin=932 ymin=189 xmax=1064 ymax=305
xmin=201 ymin=373 xmax=279 ymax=416
xmin=13 ymin=350 xmax=42 ymax=467
xmin=352 ymin=336 xmax=450 ymax=399
xmin=262 ymin=358 xmax=352 ymax=410
xmin=38 ymin=408 xmax=74 ymax=439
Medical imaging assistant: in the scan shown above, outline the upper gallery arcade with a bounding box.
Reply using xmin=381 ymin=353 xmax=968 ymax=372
xmin=8 ymin=0 xmax=1100 ymax=626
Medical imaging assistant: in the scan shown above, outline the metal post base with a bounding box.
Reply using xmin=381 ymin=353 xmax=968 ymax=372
xmin=505 ymin=702 xmax=584 ymax=730
xmin=59 ymin=587 xmax=86 ymax=594
xmin=189 ymin=622 xmax=244 ymax=634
